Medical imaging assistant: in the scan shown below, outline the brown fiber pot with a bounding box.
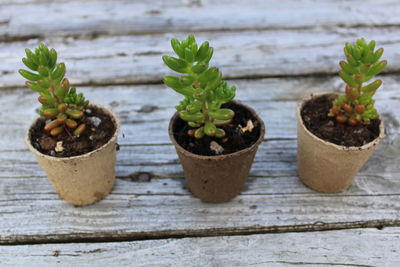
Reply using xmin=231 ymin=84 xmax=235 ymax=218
xmin=296 ymin=93 xmax=385 ymax=193
xmin=25 ymin=104 xmax=120 ymax=206
xmin=168 ymin=101 xmax=265 ymax=203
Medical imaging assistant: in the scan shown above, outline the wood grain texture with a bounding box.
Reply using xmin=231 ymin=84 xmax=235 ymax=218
xmin=1 ymin=0 xmax=400 ymax=253
xmin=2 ymin=0 xmax=400 ymax=40
xmin=1 ymin=75 xmax=399 ymax=151
xmin=0 ymin=75 xmax=399 ymax=244
xmin=2 ymin=27 xmax=400 ymax=87
xmin=1 ymin=228 xmax=400 ymax=266
xmin=0 ymin=138 xmax=399 ymax=244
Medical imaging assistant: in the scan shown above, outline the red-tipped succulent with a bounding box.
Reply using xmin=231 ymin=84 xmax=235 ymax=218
xmin=19 ymin=43 xmax=89 ymax=136
xmin=329 ymin=38 xmax=387 ymax=125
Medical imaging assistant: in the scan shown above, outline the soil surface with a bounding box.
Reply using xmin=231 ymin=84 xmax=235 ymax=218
xmin=172 ymin=101 xmax=262 ymax=156
xmin=29 ymin=105 xmax=116 ymax=157
xmin=301 ymin=94 xmax=381 ymax=147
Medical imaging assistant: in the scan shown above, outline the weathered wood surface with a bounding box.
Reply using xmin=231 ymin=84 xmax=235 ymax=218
xmin=1 ymin=228 xmax=400 ymax=266
xmin=1 ymin=143 xmax=400 ymax=244
xmin=1 ymin=75 xmax=399 ymax=151
xmin=1 ymin=27 xmax=400 ymax=88
xmin=1 ymin=0 xmax=400 ymax=263
xmin=2 ymin=0 xmax=400 ymax=40
xmin=0 ymin=77 xmax=399 ymax=244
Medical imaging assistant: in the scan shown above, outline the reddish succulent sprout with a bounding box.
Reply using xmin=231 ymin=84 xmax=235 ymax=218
xmin=348 ymin=118 xmax=358 ymax=126
xmin=342 ymin=104 xmax=352 ymax=114
xmin=187 ymin=129 xmax=195 ymax=137
xmin=19 ymin=43 xmax=89 ymax=137
xmin=336 ymin=115 xmax=347 ymax=124
xmin=329 ymin=38 xmax=386 ymax=126
xmin=355 ymin=105 xmax=365 ymax=114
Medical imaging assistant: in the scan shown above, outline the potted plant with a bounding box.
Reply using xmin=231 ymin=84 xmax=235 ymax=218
xmin=20 ymin=43 xmax=120 ymax=206
xmin=163 ymin=35 xmax=265 ymax=203
xmin=297 ymin=38 xmax=386 ymax=193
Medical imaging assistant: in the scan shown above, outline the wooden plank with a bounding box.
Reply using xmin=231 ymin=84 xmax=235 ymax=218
xmin=0 ymin=192 xmax=400 ymax=245
xmin=0 ymin=76 xmax=398 ymax=243
xmin=0 ymin=75 xmax=399 ymax=151
xmin=1 ymin=138 xmax=399 ymax=189
xmin=2 ymin=0 xmax=400 ymax=41
xmin=2 ymin=27 xmax=400 ymax=87
xmin=0 ymin=136 xmax=399 ymax=244
xmin=1 ymin=228 xmax=400 ymax=266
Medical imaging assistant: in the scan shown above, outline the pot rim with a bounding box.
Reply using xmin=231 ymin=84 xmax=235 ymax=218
xmin=168 ymin=100 xmax=265 ymax=160
xmin=25 ymin=103 xmax=120 ymax=161
xmin=297 ymin=92 xmax=385 ymax=151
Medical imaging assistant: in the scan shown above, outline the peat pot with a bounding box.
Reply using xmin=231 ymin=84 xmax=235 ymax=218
xmin=169 ymin=101 xmax=265 ymax=203
xmin=26 ymin=104 xmax=120 ymax=206
xmin=296 ymin=93 xmax=385 ymax=193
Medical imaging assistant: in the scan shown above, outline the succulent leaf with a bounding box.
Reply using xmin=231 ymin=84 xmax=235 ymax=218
xmin=184 ymin=48 xmax=195 ymax=63
xmin=22 ymin=58 xmax=38 ymax=71
xmin=362 ymin=80 xmax=382 ymax=96
xmin=51 ymin=63 xmax=66 ymax=81
xmin=50 ymin=126 xmax=64 ymax=136
xmin=208 ymin=109 xmax=235 ymax=120
xmin=65 ymin=119 xmax=78 ymax=129
xmin=44 ymin=120 xmax=61 ymax=131
xmin=215 ymin=128 xmax=226 ymax=138
xmin=194 ymin=127 xmax=205 ymax=139
xmin=162 ymin=56 xmax=187 ymax=73
xmin=49 ymin=49 xmax=57 ymax=70
xmin=19 ymin=70 xmax=41 ymax=81
xmin=204 ymin=122 xmax=217 ymax=136
xmin=43 ymin=108 xmax=59 ymax=119
xmin=73 ymin=124 xmax=86 ymax=136
xmin=171 ymin=38 xmax=184 ymax=58
xmin=196 ymin=41 xmax=210 ymax=61
xmin=373 ymin=48 xmax=384 ymax=63
xmin=66 ymin=109 xmax=84 ymax=119
xmin=192 ymin=62 xmax=208 ymax=74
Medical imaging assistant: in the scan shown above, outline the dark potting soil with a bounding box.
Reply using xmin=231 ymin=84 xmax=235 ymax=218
xmin=29 ymin=106 xmax=116 ymax=157
xmin=301 ymin=94 xmax=381 ymax=147
xmin=173 ymin=101 xmax=262 ymax=156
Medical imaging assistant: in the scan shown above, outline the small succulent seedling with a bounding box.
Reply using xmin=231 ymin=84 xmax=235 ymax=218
xmin=19 ymin=43 xmax=88 ymax=136
xmin=329 ymin=38 xmax=387 ymax=125
xmin=163 ymin=34 xmax=236 ymax=139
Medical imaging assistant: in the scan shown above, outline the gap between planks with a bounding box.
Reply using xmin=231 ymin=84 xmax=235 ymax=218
xmin=2 ymin=26 xmax=400 ymax=88
xmin=1 ymin=227 xmax=399 ymax=266
xmin=1 ymin=219 xmax=399 ymax=246
xmin=1 ymin=72 xmax=400 ymax=91
xmin=2 ymin=0 xmax=400 ymax=40
xmin=4 ymin=24 xmax=400 ymax=44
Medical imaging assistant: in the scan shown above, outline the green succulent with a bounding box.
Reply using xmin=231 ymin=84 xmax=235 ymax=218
xmin=329 ymin=38 xmax=387 ymax=125
xmin=163 ymin=34 xmax=236 ymax=139
xmin=19 ymin=43 xmax=88 ymax=136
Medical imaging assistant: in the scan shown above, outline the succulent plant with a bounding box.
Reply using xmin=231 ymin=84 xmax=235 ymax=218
xmin=328 ymin=38 xmax=387 ymax=125
xmin=163 ymin=34 xmax=236 ymax=139
xmin=19 ymin=43 xmax=88 ymax=136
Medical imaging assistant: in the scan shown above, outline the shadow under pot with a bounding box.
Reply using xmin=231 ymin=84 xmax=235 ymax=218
xmin=168 ymin=100 xmax=265 ymax=203
xmin=25 ymin=104 xmax=120 ymax=206
xmin=296 ymin=93 xmax=385 ymax=193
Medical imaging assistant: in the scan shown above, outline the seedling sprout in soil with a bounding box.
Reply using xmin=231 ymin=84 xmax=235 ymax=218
xmin=328 ymin=38 xmax=387 ymax=126
xmin=19 ymin=43 xmax=89 ymax=137
xmin=163 ymin=34 xmax=236 ymax=139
